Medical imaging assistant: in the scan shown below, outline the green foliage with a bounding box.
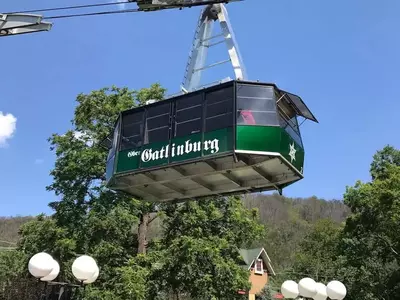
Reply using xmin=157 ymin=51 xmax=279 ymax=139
xmin=370 ymin=145 xmax=400 ymax=181
xmin=18 ymin=215 xmax=76 ymax=281
xmin=292 ymin=219 xmax=342 ymax=282
xmin=283 ymin=145 xmax=400 ymax=300
xmin=163 ymin=197 xmax=265 ymax=247
xmin=0 ymin=250 xmax=27 ymax=283
xmin=256 ymin=286 xmax=273 ymax=300
xmin=114 ymin=260 xmax=150 ymax=300
xmin=13 ymin=84 xmax=167 ymax=296
xmin=153 ymin=197 xmax=264 ymax=299
xmin=337 ymin=151 xmax=400 ymax=300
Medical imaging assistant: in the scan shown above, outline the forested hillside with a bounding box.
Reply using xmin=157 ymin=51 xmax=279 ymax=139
xmin=0 ymin=217 xmax=33 ymax=248
xmin=0 ymin=194 xmax=348 ymax=272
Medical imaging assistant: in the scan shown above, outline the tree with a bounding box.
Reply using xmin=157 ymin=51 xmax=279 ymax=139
xmin=12 ymin=84 xmax=166 ymax=297
xmin=47 ymin=84 xmax=166 ymax=257
xmin=18 ymin=214 xmax=76 ymax=281
xmin=337 ymin=146 xmax=400 ymax=300
xmin=370 ymin=145 xmax=400 ymax=181
xmin=154 ymin=197 xmax=264 ymax=299
xmin=291 ymin=219 xmax=342 ymax=282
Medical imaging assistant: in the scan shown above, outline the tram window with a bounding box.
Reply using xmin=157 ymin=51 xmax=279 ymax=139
xmin=204 ymin=87 xmax=233 ymax=132
xmin=279 ymin=115 xmax=303 ymax=147
xmin=278 ymin=96 xmax=296 ymax=120
xmin=237 ymin=97 xmax=276 ymax=112
xmin=237 ymin=84 xmax=274 ymax=99
xmin=174 ymin=95 xmax=203 ymax=138
xmin=121 ymin=134 xmax=143 ymax=150
xmin=279 ymin=113 xmax=299 ymax=133
xmin=121 ymin=111 xmax=144 ymax=150
xmin=236 ymin=84 xmax=278 ymax=126
xmin=147 ymin=102 xmax=170 ymax=117
xmin=123 ymin=111 xmax=144 ymax=124
xmin=147 ymin=113 xmax=170 ymax=129
xmin=206 ymin=86 xmax=233 ymax=105
xmin=176 ymin=106 xmax=201 ymax=123
xmin=176 ymin=94 xmax=202 ymax=110
xmin=206 ymin=100 xmax=232 ymax=118
xmin=237 ymin=111 xmax=278 ymax=126
xmin=146 ymin=127 xmax=170 ymax=144
xmin=108 ymin=118 xmax=120 ymax=160
xmin=285 ymin=92 xmax=317 ymax=122
xmin=175 ymin=119 xmax=202 ymax=137
xmin=205 ymin=100 xmax=233 ymax=132
xmin=205 ymin=114 xmax=232 ymax=132
xmin=123 ymin=122 xmax=142 ymax=137
xmin=144 ymin=104 xmax=171 ymax=144
xmin=121 ymin=124 xmax=144 ymax=150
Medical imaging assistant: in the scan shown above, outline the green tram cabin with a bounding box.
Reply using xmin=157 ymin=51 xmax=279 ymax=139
xmin=104 ymin=80 xmax=318 ymax=202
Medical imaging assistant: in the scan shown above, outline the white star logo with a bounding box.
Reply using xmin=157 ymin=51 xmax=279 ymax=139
xmin=289 ymin=142 xmax=296 ymax=163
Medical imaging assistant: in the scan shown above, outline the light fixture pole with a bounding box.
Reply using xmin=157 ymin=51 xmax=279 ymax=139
xmin=0 ymin=13 xmax=52 ymax=37
xmin=280 ymin=277 xmax=347 ymax=300
xmin=28 ymin=252 xmax=99 ymax=300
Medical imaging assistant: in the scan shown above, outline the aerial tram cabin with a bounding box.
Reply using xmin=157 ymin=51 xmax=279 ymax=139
xmin=104 ymin=80 xmax=318 ymax=203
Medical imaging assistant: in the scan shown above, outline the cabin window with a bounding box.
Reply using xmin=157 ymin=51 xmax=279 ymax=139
xmin=174 ymin=94 xmax=203 ymax=137
xmin=255 ymin=259 xmax=263 ymax=275
xmin=144 ymin=103 xmax=171 ymax=144
xmin=120 ymin=111 xmax=144 ymax=150
xmin=277 ymin=95 xmax=303 ymax=147
xmin=236 ymin=84 xmax=279 ymax=126
xmin=108 ymin=118 xmax=121 ymax=160
xmin=205 ymin=87 xmax=233 ymax=132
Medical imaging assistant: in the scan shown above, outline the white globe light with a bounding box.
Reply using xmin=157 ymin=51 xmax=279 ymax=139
xmin=281 ymin=280 xmax=299 ymax=299
xmin=40 ymin=259 xmax=60 ymax=282
xmin=327 ymin=280 xmax=347 ymax=300
xmin=72 ymin=255 xmax=98 ymax=281
xmin=298 ymin=277 xmax=317 ymax=298
xmin=83 ymin=265 xmax=99 ymax=284
xmin=28 ymin=252 xmax=54 ymax=278
xmin=313 ymin=283 xmax=328 ymax=300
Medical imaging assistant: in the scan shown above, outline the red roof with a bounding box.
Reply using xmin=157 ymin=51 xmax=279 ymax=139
xmin=274 ymin=293 xmax=284 ymax=299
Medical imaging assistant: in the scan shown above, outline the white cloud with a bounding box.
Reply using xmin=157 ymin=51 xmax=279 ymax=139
xmin=0 ymin=112 xmax=17 ymax=148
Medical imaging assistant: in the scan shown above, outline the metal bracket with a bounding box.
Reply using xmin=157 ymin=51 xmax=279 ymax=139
xmin=182 ymin=3 xmax=247 ymax=92
xmin=0 ymin=14 xmax=52 ymax=37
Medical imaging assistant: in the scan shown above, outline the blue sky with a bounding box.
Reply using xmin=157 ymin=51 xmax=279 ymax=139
xmin=1 ymin=0 xmax=399 ymax=216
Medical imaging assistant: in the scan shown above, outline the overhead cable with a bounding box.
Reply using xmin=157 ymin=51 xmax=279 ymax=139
xmin=6 ymin=0 xmax=243 ymax=21
xmin=43 ymin=0 xmax=243 ymax=20
xmin=4 ymin=1 xmax=132 ymax=14
xmin=44 ymin=8 xmax=141 ymax=20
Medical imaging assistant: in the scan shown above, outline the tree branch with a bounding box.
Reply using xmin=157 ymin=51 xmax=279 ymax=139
xmin=148 ymin=214 xmax=159 ymax=225
xmin=375 ymin=234 xmax=399 ymax=257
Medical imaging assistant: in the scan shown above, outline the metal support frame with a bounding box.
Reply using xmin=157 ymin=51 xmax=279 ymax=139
xmin=0 ymin=14 xmax=52 ymax=37
xmin=182 ymin=3 xmax=247 ymax=92
xmin=35 ymin=280 xmax=83 ymax=300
